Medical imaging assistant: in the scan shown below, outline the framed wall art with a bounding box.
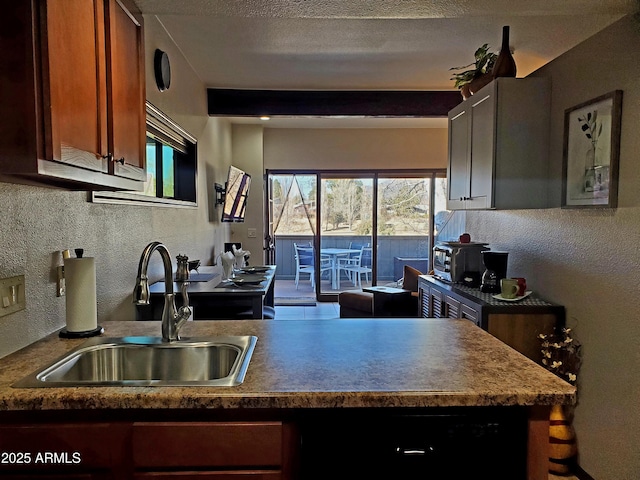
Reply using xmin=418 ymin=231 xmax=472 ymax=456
xmin=562 ymin=90 xmax=623 ymax=208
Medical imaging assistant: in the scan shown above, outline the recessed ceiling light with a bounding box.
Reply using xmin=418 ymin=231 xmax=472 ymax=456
xmin=259 ymin=116 xmax=270 ymax=121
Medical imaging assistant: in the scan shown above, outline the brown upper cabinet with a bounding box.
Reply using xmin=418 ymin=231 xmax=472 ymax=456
xmin=0 ymin=0 xmax=145 ymax=191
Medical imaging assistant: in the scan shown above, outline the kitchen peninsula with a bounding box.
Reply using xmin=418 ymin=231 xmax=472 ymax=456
xmin=0 ymin=318 xmax=575 ymax=479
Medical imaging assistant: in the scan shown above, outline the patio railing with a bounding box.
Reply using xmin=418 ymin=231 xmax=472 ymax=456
xmin=273 ymin=235 xmax=430 ymax=283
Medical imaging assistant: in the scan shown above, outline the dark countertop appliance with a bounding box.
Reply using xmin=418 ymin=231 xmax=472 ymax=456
xmin=480 ymin=251 xmax=509 ymax=293
xmin=432 ymin=241 xmax=489 ymax=285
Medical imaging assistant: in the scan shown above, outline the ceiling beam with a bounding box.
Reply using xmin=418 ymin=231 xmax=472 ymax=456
xmin=207 ymin=89 xmax=462 ymax=117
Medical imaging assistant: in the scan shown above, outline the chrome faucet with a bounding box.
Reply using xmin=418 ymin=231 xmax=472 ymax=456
xmin=133 ymin=242 xmax=191 ymax=342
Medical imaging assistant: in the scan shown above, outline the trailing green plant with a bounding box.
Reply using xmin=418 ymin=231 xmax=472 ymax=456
xmin=449 ymin=44 xmax=498 ymax=89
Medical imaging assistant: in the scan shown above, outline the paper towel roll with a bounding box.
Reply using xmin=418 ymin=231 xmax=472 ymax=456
xmin=64 ymin=257 xmax=98 ymax=333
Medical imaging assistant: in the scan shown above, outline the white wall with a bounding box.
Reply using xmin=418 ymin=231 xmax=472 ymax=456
xmin=230 ymin=124 xmax=265 ymax=259
xmin=0 ymin=15 xmax=232 ymax=358
xmin=230 ymin=125 xmax=449 ymax=261
xmin=466 ymin=15 xmax=640 ymax=478
xmin=264 ymin=127 xmax=448 ymax=170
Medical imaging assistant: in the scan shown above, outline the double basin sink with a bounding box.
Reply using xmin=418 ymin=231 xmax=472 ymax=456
xmin=13 ymin=335 xmax=257 ymax=388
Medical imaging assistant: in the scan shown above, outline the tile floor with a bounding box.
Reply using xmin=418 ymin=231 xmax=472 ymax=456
xmin=274 ymin=278 xmax=372 ymax=300
xmin=273 ymin=302 xmax=340 ymax=320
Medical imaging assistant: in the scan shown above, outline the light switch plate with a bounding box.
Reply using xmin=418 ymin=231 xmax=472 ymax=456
xmin=247 ymin=228 xmax=257 ymax=238
xmin=0 ymin=275 xmax=26 ymax=318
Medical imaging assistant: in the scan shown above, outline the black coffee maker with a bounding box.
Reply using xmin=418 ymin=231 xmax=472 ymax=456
xmin=480 ymin=251 xmax=509 ymax=293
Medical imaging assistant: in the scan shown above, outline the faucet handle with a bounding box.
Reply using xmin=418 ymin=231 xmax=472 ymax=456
xmin=133 ymin=276 xmax=150 ymax=304
xmin=176 ymin=254 xmax=189 ymax=281
xmin=179 ymin=281 xmax=190 ymax=309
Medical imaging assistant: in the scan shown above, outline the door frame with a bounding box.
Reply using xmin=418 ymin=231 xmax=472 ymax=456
xmin=265 ymin=169 xmax=446 ymax=302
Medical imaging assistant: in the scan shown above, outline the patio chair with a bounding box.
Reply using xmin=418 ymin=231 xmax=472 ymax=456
xmin=294 ymin=243 xmax=331 ymax=289
xmin=338 ymin=244 xmax=372 ymax=288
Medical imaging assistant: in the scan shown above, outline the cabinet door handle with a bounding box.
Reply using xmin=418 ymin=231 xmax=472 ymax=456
xmin=395 ymin=447 xmax=432 ymax=455
xmin=102 ymin=153 xmax=125 ymax=165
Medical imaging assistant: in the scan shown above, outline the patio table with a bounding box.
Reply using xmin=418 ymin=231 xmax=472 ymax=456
xmin=320 ymin=248 xmax=360 ymax=289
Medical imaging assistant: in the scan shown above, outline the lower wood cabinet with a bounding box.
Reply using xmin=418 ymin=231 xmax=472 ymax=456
xmin=0 ymin=423 xmax=128 ymax=479
xmin=0 ymin=407 xmax=537 ymax=480
xmin=0 ymin=421 xmax=294 ymax=479
xmin=419 ymin=275 xmax=564 ymax=364
xmin=133 ymin=473 xmax=281 ymax=479
xmin=132 ymin=422 xmax=285 ymax=479
xmin=421 ymin=281 xmax=481 ymax=325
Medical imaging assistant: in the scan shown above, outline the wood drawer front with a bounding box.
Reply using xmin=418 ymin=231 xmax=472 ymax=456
xmin=0 ymin=423 xmax=127 ymax=471
xmin=0 ymin=475 xmax=101 ymax=480
xmin=132 ymin=422 xmax=283 ymax=468
xmin=134 ymin=471 xmax=282 ymax=479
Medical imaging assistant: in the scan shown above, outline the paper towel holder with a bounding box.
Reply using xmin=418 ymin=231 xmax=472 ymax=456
xmin=59 ymin=325 xmax=104 ymax=339
xmin=59 ymin=248 xmax=104 ymax=339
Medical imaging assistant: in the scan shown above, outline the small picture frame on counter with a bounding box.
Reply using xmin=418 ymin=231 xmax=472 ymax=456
xmin=562 ymin=90 xmax=623 ymax=208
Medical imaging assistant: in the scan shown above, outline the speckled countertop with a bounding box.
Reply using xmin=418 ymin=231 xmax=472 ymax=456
xmin=0 ymin=319 xmax=575 ymax=411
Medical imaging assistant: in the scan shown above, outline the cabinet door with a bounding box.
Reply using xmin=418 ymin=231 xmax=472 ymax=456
xmin=419 ymin=282 xmax=430 ymax=317
xmin=132 ymin=422 xmax=283 ymax=468
xmin=460 ymin=303 xmax=481 ymax=326
xmin=487 ymin=313 xmax=558 ymax=363
xmin=428 ymin=288 xmax=444 ymax=318
xmin=134 ymin=472 xmax=281 ymax=479
xmin=105 ymin=0 xmax=146 ymax=181
xmin=42 ymin=0 xmax=108 ymax=172
xmin=447 ymin=104 xmax=469 ymax=210
xmin=2 ymin=475 xmax=108 ymax=479
xmin=444 ymin=295 xmax=461 ymax=318
xmin=467 ymin=92 xmax=495 ymax=209
xmin=0 ymin=423 xmax=126 ymax=477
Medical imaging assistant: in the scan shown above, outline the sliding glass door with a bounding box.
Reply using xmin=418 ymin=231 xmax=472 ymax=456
xmin=267 ymin=170 xmax=447 ymax=302
xmin=319 ymin=175 xmax=374 ymax=296
xmin=376 ymin=175 xmax=432 ymax=284
xmin=268 ymin=174 xmax=318 ymax=301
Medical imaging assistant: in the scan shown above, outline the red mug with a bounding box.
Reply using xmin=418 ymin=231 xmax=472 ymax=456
xmin=514 ymin=277 xmax=527 ymax=296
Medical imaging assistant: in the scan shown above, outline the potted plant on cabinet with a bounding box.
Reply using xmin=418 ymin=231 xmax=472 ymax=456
xmin=450 ymin=44 xmax=497 ymax=99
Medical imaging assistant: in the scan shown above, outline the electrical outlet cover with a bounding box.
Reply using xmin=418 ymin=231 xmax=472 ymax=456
xmin=0 ymin=275 xmax=26 ymax=318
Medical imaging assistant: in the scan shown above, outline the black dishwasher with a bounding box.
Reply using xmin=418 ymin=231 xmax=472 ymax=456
xmin=299 ymin=407 xmax=527 ymax=479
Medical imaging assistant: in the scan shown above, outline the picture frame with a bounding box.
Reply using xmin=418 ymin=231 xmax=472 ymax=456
xmin=562 ymin=90 xmax=623 ymax=208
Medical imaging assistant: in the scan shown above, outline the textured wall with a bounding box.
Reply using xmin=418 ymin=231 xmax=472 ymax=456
xmin=466 ymin=15 xmax=640 ymax=479
xmin=264 ymin=127 xmax=448 ymax=170
xmin=0 ymin=16 xmax=232 ymax=358
xmin=229 ymin=124 xmax=265 ymax=260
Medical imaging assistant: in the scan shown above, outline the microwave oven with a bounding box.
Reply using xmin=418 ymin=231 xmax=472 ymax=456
xmin=432 ymin=242 xmax=489 ymax=283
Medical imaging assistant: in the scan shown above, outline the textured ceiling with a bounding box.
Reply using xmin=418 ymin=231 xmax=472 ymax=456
xmin=133 ymin=0 xmax=635 ymax=126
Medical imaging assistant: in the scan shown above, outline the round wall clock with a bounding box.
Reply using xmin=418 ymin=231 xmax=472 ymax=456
xmin=154 ymin=49 xmax=171 ymax=91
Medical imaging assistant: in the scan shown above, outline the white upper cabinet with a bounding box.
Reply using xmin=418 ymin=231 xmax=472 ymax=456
xmin=447 ymin=78 xmax=551 ymax=210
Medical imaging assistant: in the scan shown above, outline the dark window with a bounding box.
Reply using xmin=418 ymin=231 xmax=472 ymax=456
xmin=92 ymin=102 xmax=197 ymax=207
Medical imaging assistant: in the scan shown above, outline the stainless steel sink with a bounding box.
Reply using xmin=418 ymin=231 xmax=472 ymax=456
xmin=13 ymin=335 xmax=257 ymax=388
